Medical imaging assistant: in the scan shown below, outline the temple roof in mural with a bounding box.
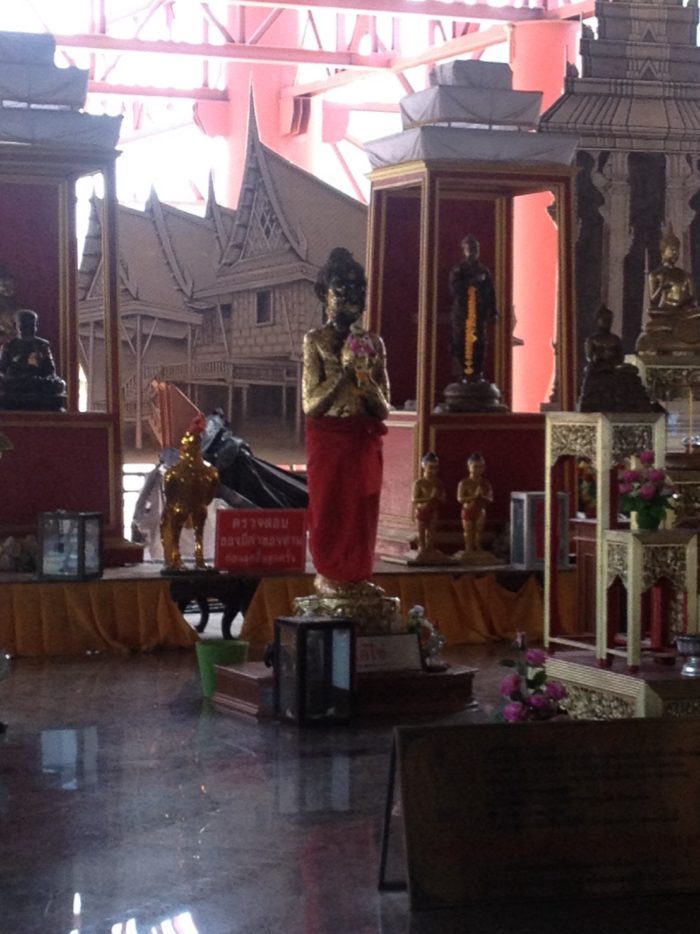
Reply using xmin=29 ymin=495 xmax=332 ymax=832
xmin=197 ymin=113 xmax=367 ymax=299
xmin=79 ymin=112 xmax=367 ymax=334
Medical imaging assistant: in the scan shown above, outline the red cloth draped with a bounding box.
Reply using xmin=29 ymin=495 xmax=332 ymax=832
xmin=305 ymin=415 xmax=387 ymax=582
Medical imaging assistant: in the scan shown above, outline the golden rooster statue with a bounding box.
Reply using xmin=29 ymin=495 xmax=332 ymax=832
xmin=160 ymin=413 xmax=219 ymax=572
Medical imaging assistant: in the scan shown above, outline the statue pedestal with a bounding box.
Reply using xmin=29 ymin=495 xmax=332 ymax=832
xmin=436 ymin=379 xmax=508 ymax=414
xmin=294 ymin=592 xmax=401 ymax=637
xmin=636 ymin=356 xmax=700 ymax=403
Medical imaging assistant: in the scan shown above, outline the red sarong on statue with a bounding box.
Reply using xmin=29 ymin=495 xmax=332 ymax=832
xmin=305 ymin=415 xmax=387 ymax=582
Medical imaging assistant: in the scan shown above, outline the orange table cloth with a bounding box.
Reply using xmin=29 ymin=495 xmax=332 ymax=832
xmin=240 ymin=570 xmax=578 ymax=647
xmin=0 ymin=578 xmax=198 ymax=657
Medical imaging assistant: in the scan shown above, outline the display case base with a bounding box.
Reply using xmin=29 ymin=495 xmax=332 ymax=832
xmin=212 ymin=662 xmax=478 ymax=719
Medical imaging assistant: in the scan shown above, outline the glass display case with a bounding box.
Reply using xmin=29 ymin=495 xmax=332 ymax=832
xmin=38 ymin=511 xmax=103 ymax=580
xmin=274 ymin=616 xmax=355 ymax=724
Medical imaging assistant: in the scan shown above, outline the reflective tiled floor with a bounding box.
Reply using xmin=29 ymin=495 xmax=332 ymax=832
xmin=0 ymin=643 xmax=697 ymax=934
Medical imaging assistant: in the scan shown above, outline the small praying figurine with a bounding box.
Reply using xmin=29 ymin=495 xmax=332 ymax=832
xmin=410 ymin=452 xmax=447 ymax=564
xmin=455 ymin=452 xmax=502 ymax=565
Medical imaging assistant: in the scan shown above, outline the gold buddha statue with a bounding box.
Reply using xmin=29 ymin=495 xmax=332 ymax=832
xmin=301 ymin=247 xmax=390 ymax=597
xmin=636 ymin=225 xmax=700 ymax=359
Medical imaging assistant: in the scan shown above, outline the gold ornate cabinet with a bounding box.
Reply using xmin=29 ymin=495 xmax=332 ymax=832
xmin=603 ymin=529 xmax=697 ymax=670
xmin=544 ymin=412 xmax=666 ymax=662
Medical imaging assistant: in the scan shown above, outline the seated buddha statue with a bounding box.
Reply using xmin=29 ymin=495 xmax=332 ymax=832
xmin=0 ymin=309 xmax=67 ymax=410
xmin=578 ymin=305 xmax=660 ymax=412
xmin=636 ymin=225 xmax=700 ymax=358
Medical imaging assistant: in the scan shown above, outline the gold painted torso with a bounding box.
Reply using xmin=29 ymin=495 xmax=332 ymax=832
xmin=302 ymin=322 xmax=390 ymax=419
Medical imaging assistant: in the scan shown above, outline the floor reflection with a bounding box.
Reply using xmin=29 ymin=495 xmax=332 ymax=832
xmin=0 ymin=643 xmax=578 ymax=934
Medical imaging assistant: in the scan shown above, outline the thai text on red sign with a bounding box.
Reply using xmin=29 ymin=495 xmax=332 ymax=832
xmin=215 ymin=509 xmax=307 ymax=572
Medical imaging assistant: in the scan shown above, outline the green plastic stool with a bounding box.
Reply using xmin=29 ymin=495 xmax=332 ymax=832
xmin=196 ymin=639 xmax=249 ymax=698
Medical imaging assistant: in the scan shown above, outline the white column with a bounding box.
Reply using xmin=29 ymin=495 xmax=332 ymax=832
xmin=665 ymin=153 xmax=700 ymax=270
xmin=592 ymin=150 xmax=632 ymax=335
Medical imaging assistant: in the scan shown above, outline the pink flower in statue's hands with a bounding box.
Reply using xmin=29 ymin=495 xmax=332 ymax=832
xmin=503 ymin=701 xmax=529 ymax=722
xmin=527 ymin=694 xmax=550 ymax=710
xmin=638 ymin=482 xmax=657 ymax=500
xmin=500 ymin=673 xmax=522 ymax=697
xmin=618 ymin=483 xmax=633 ymax=495
xmin=621 ymin=469 xmax=641 ymax=484
xmin=648 ymin=469 xmax=666 ymax=485
xmin=639 ymin=450 xmax=655 ymax=465
xmin=545 ymin=680 xmax=568 ymax=701
xmin=525 ymin=648 xmax=547 ymax=667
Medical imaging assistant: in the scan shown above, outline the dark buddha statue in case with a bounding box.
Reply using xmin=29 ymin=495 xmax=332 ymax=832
xmin=578 ymin=305 xmax=660 ymax=413
xmin=0 ymin=309 xmax=67 ymax=411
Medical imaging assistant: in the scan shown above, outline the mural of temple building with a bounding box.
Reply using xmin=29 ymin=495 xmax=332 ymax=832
xmin=540 ymin=0 xmax=700 ymax=373
xmin=78 ymin=111 xmax=367 ymax=448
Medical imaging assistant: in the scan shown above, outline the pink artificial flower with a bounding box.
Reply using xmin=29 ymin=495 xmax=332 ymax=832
xmin=503 ymin=701 xmax=529 ymax=722
xmin=621 ymin=469 xmax=641 ymax=484
xmin=648 ymin=469 xmax=666 ymax=485
xmin=525 ymin=648 xmax=547 ymax=667
xmin=618 ymin=483 xmax=633 ymax=495
xmin=527 ymin=693 xmax=550 ymax=710
xmin=638 ymin=482 xmax=657 ymax=500
xmin=500 ymin=672 xmax=522 ymax=697
xmin=545 ymin=680 xmax=568 ymax=701
xmin=639 ymin=450 xmax=655 ymax=465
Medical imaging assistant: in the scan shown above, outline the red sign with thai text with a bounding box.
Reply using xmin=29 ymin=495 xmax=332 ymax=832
xmin=215 ymin=509 xmax=307 ymax=573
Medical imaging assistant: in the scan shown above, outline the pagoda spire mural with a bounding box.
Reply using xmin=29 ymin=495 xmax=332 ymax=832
xmin=541 ymin=0 xmax=700 ymax=375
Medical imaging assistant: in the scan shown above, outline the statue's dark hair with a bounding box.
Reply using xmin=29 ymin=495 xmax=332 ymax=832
xmin=314 ymin=247 xmax=366 ymax=310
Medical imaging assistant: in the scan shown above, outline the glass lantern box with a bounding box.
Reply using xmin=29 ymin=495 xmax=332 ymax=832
xmin=38 ymin=511 xmax=103 ymax=580
xmin=274 ymin=616 xmax=355 ymax=725
xmin=510 ymin=492 xmax=569 ymax=571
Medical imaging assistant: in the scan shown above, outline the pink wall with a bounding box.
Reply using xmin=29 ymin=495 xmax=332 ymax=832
xmin=510 ymin=21 xmax=579 ymax=413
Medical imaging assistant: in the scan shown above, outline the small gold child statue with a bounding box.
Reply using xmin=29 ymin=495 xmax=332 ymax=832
xmin=160 ymin=414 xmax=219 ymax=573
xmin=410 ymin=452 xmax=448 ymax=564
xmin=455 ymin=452 xmax=502 ymax=565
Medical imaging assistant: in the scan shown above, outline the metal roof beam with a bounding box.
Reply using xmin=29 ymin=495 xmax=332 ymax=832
xmin=223 ymin=1 xmax=595 ymax=23
xmin=280 ymin=23 xmax=510 ymax=98
xmin=225 ymin=0 xmax=548 ymax=23
xmin=89 ymin=81 xmax=229 ymax=100
xmin=53 ymin=33 xmax=393 ymax=69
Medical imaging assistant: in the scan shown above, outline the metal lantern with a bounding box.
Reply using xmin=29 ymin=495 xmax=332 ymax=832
xmin=273 ymin=615 xmax=355 ymax=724
xmin=38 ymin=511 xmax=103 ymax=580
